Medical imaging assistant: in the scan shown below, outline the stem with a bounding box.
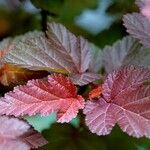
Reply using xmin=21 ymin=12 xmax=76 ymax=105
xmin=79 ymin=110 xmax=85 ymax=129
xmin=41 ymin=10 xmax=48 ymax=34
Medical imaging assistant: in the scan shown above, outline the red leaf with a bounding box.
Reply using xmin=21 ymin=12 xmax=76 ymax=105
xmin=0 ymin=74 xmax=85 ymax=123
xmin=84 ymin=66 xmax=150 ymax=138
xmin=0 ymin=115 xmax=47 ymax=150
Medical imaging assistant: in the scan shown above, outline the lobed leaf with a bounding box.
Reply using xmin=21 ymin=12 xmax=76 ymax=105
xmin=123 ymin=13 xmax=150 ymax=46
xmin=4 ymin=22 xmax=99 ymax=85
xmin=103 ymin=36 xmax=150 ymax=73
xmin=84 ymin=66 xmax=150 ymax=138
xmin=0 ymin=74 xmax=85 ymax=123
xmin=0 ymin=115 xmax=47 ymax=150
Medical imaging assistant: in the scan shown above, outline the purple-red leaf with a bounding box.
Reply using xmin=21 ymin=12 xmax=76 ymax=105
xmin=0 ymin=115 xmax=47 ymax=150
xmin=70 ymin=72 xmax=100 ymax=86
xmin=103 ymin=36 xmax=150 ymax=73
xmin=84 ymin=66 xmax=150 ymax=138
xmin=0 ymin=74 xmax=85 ymax=123
xmin=136 ymin=0 xmax=150 ymax=19
xmin=4 ymin=23 xmax=99 ymax=85
xmin=123 ymin=13 xmax=150 ymax=46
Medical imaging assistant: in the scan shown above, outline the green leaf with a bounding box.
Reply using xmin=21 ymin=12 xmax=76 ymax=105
xmin=25 ymin=113 xmax=56 ymax=132
xmin=40 ymin=124 xmax=150 ymax=150
xmin=40 ymin=124 xmax=106 ymax=150
xmin=31 ymin=0 xmax=98 ymax=22
xmin=31 ymin=0 xmax=63 ymax=15
xmin=107 ymin=0 xmax=137 ymax=15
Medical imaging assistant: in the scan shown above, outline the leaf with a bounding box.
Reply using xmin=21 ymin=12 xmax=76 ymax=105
xmin=136 ymin=0 xmax=145 ymax=8
xmin=70 ymin=72 xmax=100 ymax=86
xmin=0 ymin=38 xmax=13 ymax=59
xmin=103 ymin=36 xmax=150 ymax=73
xmin=0 ymin=64 xmax=48 ymax=86
xmin=107 ymin=0 xmax=136 ymax=15
xmin=103 ymin=36 xmax=140 ymax=73
xmin=0 ymin=74 xmax=85 ymax=123
xmin=39 ymin=123 xmax=106 ymax=150
xmin=0 ymin=31 xmax=43 ymax=67
xmin=123 ymin=13 xmax=150 ymax=46
xmin=89 ymin=44 xmax=103 ymax=73
xmin=31 ymin=0 xmax=98 ymax=22
xmin=84 ymin=66 xmax=150 ymax=138
xmin=123 ymin=45 xmax=150 ymax=68
xmin=0 ymin=38 xmax=14 ymax=68
xmin=89 ymin=85 xmax=102 ymax=99
xmin=25 ymin=114 xmax=56 ymax=132
xmin=136 ymin=0 xmax=150 ymax=19
xmin=0 ymin=115 xmax=47 ymax=150
xmin=4 ymin=22 xmax=99 ymax=85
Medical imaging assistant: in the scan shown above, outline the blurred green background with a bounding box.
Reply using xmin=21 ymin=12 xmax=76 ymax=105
xmin=0 ymin=0 xmax=149 ymax=150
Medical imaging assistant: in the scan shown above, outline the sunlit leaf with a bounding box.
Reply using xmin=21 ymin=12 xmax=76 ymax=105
xmin=0 ymin=74 xmax=85 ymax=123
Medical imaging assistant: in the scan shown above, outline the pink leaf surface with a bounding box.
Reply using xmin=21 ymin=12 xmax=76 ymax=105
xmin=0 ymin=74 xmax=85 ymax=123
xmin=84 ymin=66 xmax=150 ymax=138
xmin=0 ymin=115 xmax=47 ymax=150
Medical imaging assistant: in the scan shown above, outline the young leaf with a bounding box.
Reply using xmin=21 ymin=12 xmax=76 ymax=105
xmin=4 ymin=22 xmax=99 ymax=85
xmin=0 ymin=74 xmax=85 ymax=123
xmin=0 ymin=115 xmax=47 ymax=150
xmin=123 ymin=13 xmax=150 ymax=46
xmin=103 ymin=36 xmax=150 ymax=73
xmin=84 ymin=66 xmax=150 ymax=138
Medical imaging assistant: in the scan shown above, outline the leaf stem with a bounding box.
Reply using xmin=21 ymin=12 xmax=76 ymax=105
xmin=41 ymin=10 xmax=48 ymax=34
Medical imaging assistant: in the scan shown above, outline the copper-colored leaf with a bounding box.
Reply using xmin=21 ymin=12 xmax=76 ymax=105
xmin=0 ymin=64 xmax=48 ymax=86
